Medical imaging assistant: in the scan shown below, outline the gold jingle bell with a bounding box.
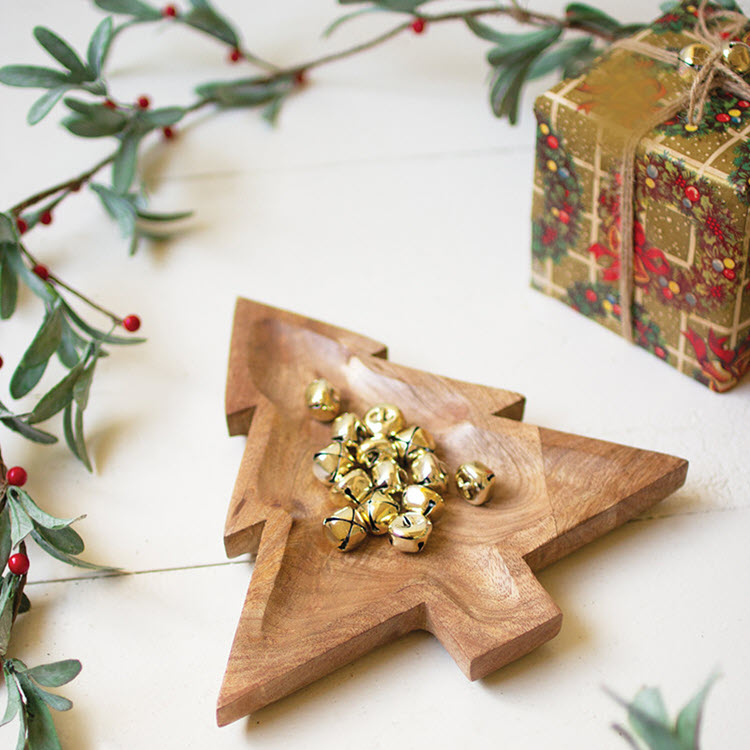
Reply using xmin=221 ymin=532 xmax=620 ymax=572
xmin=304 ymin=378 xmax=341 ymax=422
xmin=361 ymin=490 xmax=401 ymax=535
xmin=388 ymin=512 xmax=432 ymax=553
xmin=370 ymin=457 xmax=408 ymax=494
xmin=402 ymin=484 xmax=445 ymax=522
xmin=331 ymin=412 xmax=370 ymax=444
xmin=363 ymin=403 xmax=406 ymax=437
xmin=723 ymin=41 xmax=750 ymax=75
xmin=356 ymin=435 xmax=399 ymax=469
xmin=455 ymin=461 xmax=496 ymax=506
xmin=312 ymin=442 xmax=354 ymax=485
xmin=333 ymin=468 xmax=373 ymax=506
xmin=409 ymin=451 xmax=449 ymax=493
xmin=678 ymin=42 xmax=711 ymax=79
xmin=322 ymin=506 xmax=369 ymax=551
xmin=392 ymin=425 xmax=436 ymax=463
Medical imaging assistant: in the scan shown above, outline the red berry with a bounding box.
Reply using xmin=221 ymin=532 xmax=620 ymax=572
xmin=40 ymin=211 xmax=53 ymax=225
xmin=716 ymin=112 xmax=731 ymax=123
xmin=411 ymin=17 xmax=426 ymax=34
xmin=294 ymin=69 xmax=307 ymax=86
xmin=16 ymin=217 xmax=28 ymax=235
xmin=33 ymin=264 xmax=49 ymax=280
xmin=122 ymin=314 xmax=141 ymax=332
xmin=229 ymin=48 xmax=242 ymax=63
xmin=585 ymin=289 xmax=597 ymax=302
xmin=137 ymin=95 xmax=150 ymax=109
xmin=546 ymin=135 xmax=559 ymax=149
xmin=163 ymin=4 xmax=177 ymax=17
xmin=103 ymin=98 xmax=117 ymax=109
xmin=162 ymin=126 xmax=175 ymax=140
xmin=0 ymin=356 xmax=3 ymax=369
xmin=723 ymin=268 xmax=736 ymax=280
xmin=8 ymin=553 xmax=29 ymax=576
xmin=7 ymin=466 xmax=27 ymax=487
xmin=685 ymin=185 xmax=700 ymax=203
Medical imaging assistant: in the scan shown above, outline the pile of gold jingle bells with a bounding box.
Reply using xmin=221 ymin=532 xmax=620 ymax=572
xmin=304 ymin=378 xmax=496 ymax=554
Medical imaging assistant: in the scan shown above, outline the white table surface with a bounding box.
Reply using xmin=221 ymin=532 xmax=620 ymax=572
xmin=1 ymin=1 xmax=748 ymax=747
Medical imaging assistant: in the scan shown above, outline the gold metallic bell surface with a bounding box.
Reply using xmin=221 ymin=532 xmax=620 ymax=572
xmin=678 ymin=42 xmax=711 ymax=70
xmin=322 ymin=506 xmax=368 ymax=551
xmin=312 ymin=442 xmax=354 ymax=485
xmin=409 ymin=451 xmax=449 ymax=493
xmin=723 ymin=41 xmax=750 ymax=75
xmin=392 ymin=425 xmax=436 ymax=463
xmin=401 ymin=484 xmax=445 ymax=522
xmin=304 ymin=378 xmax=341 ymax=422
xmin=370 ymin=457 xmax=408 ymax=493
xmin=455 ymin=461 xmax=496 ymax=506
xmin=333 ymin=468 xmax=373 ymax=507
xmin=361 ymin=490 xmax=401 ymax=535
xmin=388 ymin=512 xmax=432 ymax=553
xmin=356 ymin=436 xmax=399 ymax=469
xmin=363 ymin=403 xmax=406 ymax=437
xmin=331 ymin=412 xmax=370 ymax=444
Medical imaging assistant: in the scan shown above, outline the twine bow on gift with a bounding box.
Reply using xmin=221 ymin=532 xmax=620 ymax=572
xmin=612 ymin=0 xmax=750 ymax=341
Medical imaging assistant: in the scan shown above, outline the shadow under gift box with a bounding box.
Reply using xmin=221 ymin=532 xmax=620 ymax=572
xmin=530 ymin=3 xmax=750 ymax=393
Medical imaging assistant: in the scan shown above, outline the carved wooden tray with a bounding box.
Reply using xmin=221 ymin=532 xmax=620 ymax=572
xmin=218 ymin=297 xmax=688 ymax=726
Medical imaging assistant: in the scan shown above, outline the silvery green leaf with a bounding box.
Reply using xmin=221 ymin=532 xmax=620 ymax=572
xmin=63 ymin=109 xmax=128 ymax=137
xmin=2 ymin=240 xmax=57 ymax=304
xmin=0 ymin=64 xmax=70 ymax=88
xmin=0 ymin=213 xmax=16 ymax=242
xmin=323 ymin=8 xmax=381 ymax=38
xmin=0 ymin=577 xmax=19 ymax=656
xmin=62 ymin=299 xmax=145 ymax=344
xmin=33 ymin=523 xmax=85 ymax=556
xmin=10 ymin=303 xmax=64 ymax=398
xmin=33 ymin=27 xmax=89 ymax=79
xmin=27 ymin=358 xmax=88 ymax=424
xmin=465 ymin=16 xmax=508 ymax=43
xmin=32 ymin=529 xmax=115 ymax=571
xmin=675 ymin=673 xmax=719 ymax=749
xmin=136 ymin=208 xmax=193 ymax=222
xmin=0 ymin=506 xmax=11 ymax=572
xmin=14 ymin=488 xmax=82 ymax=530
xmin=487 ymin=26 xmax=562 ymax=67
xmin=0 ymin=413 xmax=58 ymax=444
xmin=90 ymin=182 xmax=136 ymax=236
xmin=36 ymin=687 xmax=73 ymax=712
xmin=57 ymin=317 xmax=85 ymax=368
xmin=527 ymin=37 xmax=593 ymax=80
xmin=62 ymin=403 xmax=91 ymax=471
xmin=18 ymin=592 xmax=30 ymax=614
xmin=87 ymin=17 xmax=114 ymax=74
xmin=262 ymin=96 xmax=284 ymax=126
xmin=141 ymin=106 xmax=185 ymax=127
xmin=8 ymin=497 xmax=35 ymax=547
xmin=94 ymin=0 xmax=162 ymax=20
xmin=112 ymin=131 xmax=141 ymax=193
xmin=26 ymin=659 xmax=82 ymax=688
xmin=197 ymin=77 xmax=291 ymax=107
xmin=0 ymin=252 xmax=19 ymax=319
xmin=0 ymin=667 xmax=22 ymax=726
xmin=183 ymin=6 xmax=239 ymax=46
xmin=18 ymin=676 xmax=63 ymax=750
xmin=27 ymin=86 xmax=69 ymax=124
xmin=73 ymin=357 xmax=97 ymax=410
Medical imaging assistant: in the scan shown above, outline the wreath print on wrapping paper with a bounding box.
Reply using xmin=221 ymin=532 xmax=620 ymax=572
xmin=531 ymin=115 xmax=583 ymax=264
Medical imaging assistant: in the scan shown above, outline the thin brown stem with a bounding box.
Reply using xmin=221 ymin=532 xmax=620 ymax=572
xmin=11 ymin=152 xmax=116 ymax=217
xmin=18 ymin=243 xmax=123 ymax=324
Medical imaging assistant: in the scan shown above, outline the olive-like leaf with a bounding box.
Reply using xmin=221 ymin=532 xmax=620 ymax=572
xmin=94 ymin=0 xmax=162 ymax=20
xmin=18 ymin=677 xmax=63 ymax=750
xmin=2 ymin=240 xmax=57 ymax=305
xmin=27 ymin=86 xmax=69 ymax=125
xmin=183 ymin=6 xmax=239 ymax=46
xmin=33 ymin=27 xmax=89 ymax=79
xmin=196 ymin=77 xmax=292 ymax=107
xmin=0 ymin=506 xmax=11 ymax=572
xmin=675 ymin=673 xmax=719 ymax=748
xmin=25 ymin=659 xmax=82 ymax=688
xmin=90 ymin=183 xmax=136 ymax=237
xmin=136 ymin=208 xmax=193 ymax=222
xmin=112 ymin=132 xmax=141 ymax=194
xmin=140 ymin=106 xmax=185 ymax=127
xmin=73 ymin=357 xmax=97 ymax=410
xmin=0 ymin=414 xmax=58 ymax=444
xmin=36 ymin=687 xmax=73 ymax=712
xmin=0 ymin=64 xmax=70 ymax=88
xmin=0 ymin=668 xmax=22 ymax=726
xmin=27 ymin=357 xmax=88 ymax=424
xmin=0 ymin=578 xmax=19 ymax=657
xmin=527 ymin=37 xmax=594 ymax=80
xmin=87 ymin=17 xmax=114 ymax=74
xmin=487 ymin=26 xmax=562 ymax=68
xmin=57 ymin=317 xmax=85 ymax=368
xmin=0 ymin=253 xmax=19 ymax=319
xmin=62 ymin=109 xmax=128 ymax=137
xmin=32 ymin=528 xmax=115 ymax=571
xmin=10 ymin=303 xmax=64 ymax=398
xmin=8 ymin=499 xmax=34 ymax=548
xmin=12 ymin=488 xmax=82 ymax=531
xmin=62 ymin=299 xmax=145 ymax=345
xmin=33 ymin=523 xmax=85 ymax=556
xmin=18 ymin=592 xmax=30 ymax=614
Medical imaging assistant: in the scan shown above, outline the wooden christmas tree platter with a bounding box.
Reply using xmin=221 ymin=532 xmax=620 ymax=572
xmin=218 ymin=297 xmax=688 ymax=726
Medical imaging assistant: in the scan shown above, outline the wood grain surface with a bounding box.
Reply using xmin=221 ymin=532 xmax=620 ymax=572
xmin=218 ymin=297 xmax=688 ymax=726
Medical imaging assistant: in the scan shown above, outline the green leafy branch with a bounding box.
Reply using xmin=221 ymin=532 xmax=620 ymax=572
xmin=609 ymin=674 xmax=718 ymax=749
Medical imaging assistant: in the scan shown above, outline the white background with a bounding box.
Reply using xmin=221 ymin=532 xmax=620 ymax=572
xmin=0 ymin=1 xmax=748 ymax=747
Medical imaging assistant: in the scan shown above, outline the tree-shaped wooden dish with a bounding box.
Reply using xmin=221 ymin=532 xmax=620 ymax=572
xmin=218 ymin=297 xmax=688 ymax=726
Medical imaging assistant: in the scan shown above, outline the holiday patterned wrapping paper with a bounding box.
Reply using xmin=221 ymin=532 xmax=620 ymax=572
xmin=531 ymin=2 xmax=750 ymax=392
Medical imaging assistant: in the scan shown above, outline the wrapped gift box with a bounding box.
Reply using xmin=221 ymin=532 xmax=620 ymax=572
xmin=531 ymin=1 xmax=750 ymax=392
